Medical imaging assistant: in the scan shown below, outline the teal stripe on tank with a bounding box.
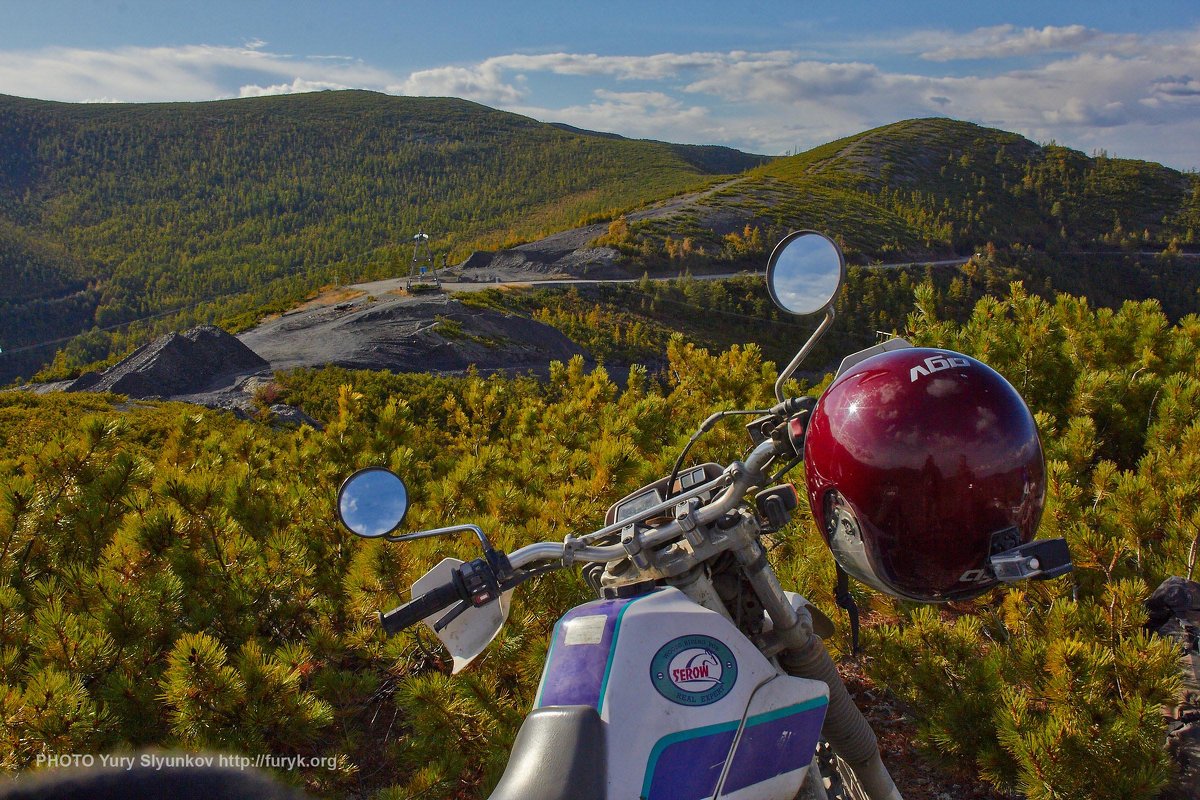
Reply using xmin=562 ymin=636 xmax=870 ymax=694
xmin=597 ymin=590 xmax=655 ymax=714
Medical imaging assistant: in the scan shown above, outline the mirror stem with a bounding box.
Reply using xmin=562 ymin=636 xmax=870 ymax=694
xmin=775 ymin=307 xmax=836 ymax=403
xmin=386 ymin=523 xmax=493 ymax=551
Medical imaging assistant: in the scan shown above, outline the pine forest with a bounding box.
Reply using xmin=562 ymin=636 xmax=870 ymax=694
xmin=1 ymin=91 xmax=1199 ymax=799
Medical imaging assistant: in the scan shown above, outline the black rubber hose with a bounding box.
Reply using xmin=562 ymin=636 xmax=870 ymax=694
xmin=379 ymin=579 xmax=464 ymax=636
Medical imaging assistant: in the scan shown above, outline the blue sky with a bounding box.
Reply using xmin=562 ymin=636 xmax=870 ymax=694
xmin=2 ymin=1 xmax=1198 ymax=169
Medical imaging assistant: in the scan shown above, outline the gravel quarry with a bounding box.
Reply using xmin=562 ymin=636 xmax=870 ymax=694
xmin=29 ymin=176 xmax=778 ymax=418
xmin=36 ymin=286 xmax=585 ymax=420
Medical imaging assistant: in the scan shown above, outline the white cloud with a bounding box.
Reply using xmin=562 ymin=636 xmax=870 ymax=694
xmin=239 ymin=78 xmax=352 ymax=97
xmin=920 ymin=25 xmax=1107 ymax=61
xmin=685 ymin=59 xmax=884 ymax=102
xmin=387 ymin=51 xmax=753 ymax=104
xmin=592 ymin=88 xmax=683 ymax=107
xmin=510 ymin=87 xmax=711 ymax=143
xmin=486 ymin=51 xmax=735 ymax=80
xmin=0 ymin=43 xmax=393 ymax=102
xmin=1145 ymin=74 xmax=1200 ymax=106
xmin=391 ymin=62 xmax=525 ymax=104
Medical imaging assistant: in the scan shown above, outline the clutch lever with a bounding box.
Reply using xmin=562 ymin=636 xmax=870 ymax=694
xmin=433 ymin=564 xmax=561 ymax=633
xmin=434 ymin=600 xmax=471 ymax=632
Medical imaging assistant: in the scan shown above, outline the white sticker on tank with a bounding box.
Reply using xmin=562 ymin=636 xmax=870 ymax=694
xmin=563 ymin=615 xmax=607 ymax=645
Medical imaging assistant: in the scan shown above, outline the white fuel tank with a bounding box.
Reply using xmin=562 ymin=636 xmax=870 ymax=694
xmin=534 ymin=587 xmax=829 ymax=800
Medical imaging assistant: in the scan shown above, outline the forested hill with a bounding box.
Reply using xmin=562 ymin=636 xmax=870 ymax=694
xmin=756 ymin=118 xmax=1199 ymax=252
xmin=614 ymin=117 xmax=1200 ymax=265
xmin=1 ymin=92 xmax=1198 ymax=385
xmin=0 ymin=90 xmax=759 ymax=382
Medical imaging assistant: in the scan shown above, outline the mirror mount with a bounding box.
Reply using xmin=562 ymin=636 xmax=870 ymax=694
xmin=384 ymin=522 xmax=496 ymax=553
xmin=774 ymin=306 xmax=836 ymax=403
xmin=765 ymin=231 xmax=847 ymax=402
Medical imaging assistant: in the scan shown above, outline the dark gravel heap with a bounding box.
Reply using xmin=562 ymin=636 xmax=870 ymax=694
xmin=66 ymin=326 xmax=268 ymax=399
xmin=457 ymin=242 xmax=624 ymax=280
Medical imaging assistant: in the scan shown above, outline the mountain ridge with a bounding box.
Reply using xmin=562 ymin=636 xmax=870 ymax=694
xmin=0 ymin=90 xmax=736 ymax=380
xmin=1 ymin=92 xmax=1196 ymax=384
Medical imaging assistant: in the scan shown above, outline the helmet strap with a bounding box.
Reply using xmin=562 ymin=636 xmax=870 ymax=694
xmin=834 ymin=563 xmax=861 ymax=654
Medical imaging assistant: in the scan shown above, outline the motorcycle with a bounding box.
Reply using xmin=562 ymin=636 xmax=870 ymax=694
xmin=337 ymin=231 xmax=1074 ymax=800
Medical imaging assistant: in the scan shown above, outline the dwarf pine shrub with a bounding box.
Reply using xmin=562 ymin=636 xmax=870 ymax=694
xmin=0 ymin=284 xmax=1195 ymax=798
xmin=860 ymin=284 xmax=1196 ymax=798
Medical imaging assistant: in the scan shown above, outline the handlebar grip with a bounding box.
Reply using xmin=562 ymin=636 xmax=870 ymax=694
xmin=379 ymin=579 xmax=464 ymax=636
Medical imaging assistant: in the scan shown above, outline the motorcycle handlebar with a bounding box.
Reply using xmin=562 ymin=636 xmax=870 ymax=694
xmin=379 ymin=578 xmax=464 ymax=635
xmin=507 ymin=438 xmax=783 ymax=571
xmin=372 ymin=436 xmax=790 ymax=627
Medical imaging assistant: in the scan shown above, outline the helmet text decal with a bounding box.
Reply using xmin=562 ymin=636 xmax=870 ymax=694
xmin=650 ymin=635 xmax=738 ymax=706
xmin=910 ymin=354 xmax=970 ymax=382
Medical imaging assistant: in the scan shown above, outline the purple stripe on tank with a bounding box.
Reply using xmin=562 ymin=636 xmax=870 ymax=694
xmin=723 ymin=704 xmax=827 ymax=793
xmin=536 ymin=597 xmax=630 ymax=709
xmin=644 ymin=703 xmax=827 ymax=800
xmin=646 ymin=727 xmax=737 ymax=800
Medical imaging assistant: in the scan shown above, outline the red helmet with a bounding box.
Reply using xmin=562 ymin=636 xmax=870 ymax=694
xmin=803 ymin=347 xmax=1046 ymax=602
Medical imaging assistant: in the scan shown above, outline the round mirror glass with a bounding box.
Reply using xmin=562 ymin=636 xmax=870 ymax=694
xmin=766 ymin=231 xmax=846 ymax=316
xmin=337 ymin=467 xmax=409 ymax=538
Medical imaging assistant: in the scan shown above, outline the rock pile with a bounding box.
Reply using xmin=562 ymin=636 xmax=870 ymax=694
xmin=66 ymin=326 xmax=268 ymax=399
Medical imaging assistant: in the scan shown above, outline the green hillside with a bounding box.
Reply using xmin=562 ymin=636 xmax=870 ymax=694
xmin=0 ymin=90 xmax=738 ymax=382
xmin=615 ymin=118 xmax=1199 ymax=265
xmin=758 ymin=118 xmax=1197 ymax=247
xmin=2 ymin=100 xmax=1197 ymax=385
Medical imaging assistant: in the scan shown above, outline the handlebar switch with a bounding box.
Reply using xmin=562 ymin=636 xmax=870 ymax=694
xmin=755 ymin=485 xmax=799 ymax=532
xmin=459 ymin=557 xmax=501 ymax=607
xmin=484 ymin=547 xmax=513 ymax=582
xmin=745 ymin=415 xmax=780 ymax=446
xmin=784 ymin=410 xmax=814 ymax=455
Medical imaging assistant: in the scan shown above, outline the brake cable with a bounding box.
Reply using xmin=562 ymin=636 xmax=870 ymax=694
xmin=666 ymin=409 xmax=771 ymax=499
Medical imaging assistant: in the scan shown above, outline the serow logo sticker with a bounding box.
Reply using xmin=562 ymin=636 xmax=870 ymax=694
xmin=650 ymin=635 xmax=738 ymax=706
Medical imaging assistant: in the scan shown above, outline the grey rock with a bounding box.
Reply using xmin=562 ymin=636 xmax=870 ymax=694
xmin=239 ymin=295 xmax=585 ymax=376
xmin=66 ymin=326 xmax=268 ymax=399
xmin=268 ymin=404 xmax=322 ymax=429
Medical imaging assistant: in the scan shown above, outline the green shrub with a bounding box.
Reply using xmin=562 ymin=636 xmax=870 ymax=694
xmin=857 ymin=284 xmax=1198 ymax=798
xmin=1 ymin=283 xmax=1195 ymax=798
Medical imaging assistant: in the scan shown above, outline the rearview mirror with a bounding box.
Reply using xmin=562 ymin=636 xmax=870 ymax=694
xmin=766 ymin=231 xmax=846 ymax=316
xmin=337 ymin=468 xmax=409 ymax=538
